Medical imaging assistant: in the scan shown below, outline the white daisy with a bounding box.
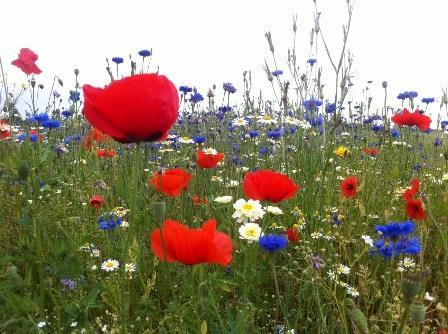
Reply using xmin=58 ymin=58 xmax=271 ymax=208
xmin=266 ymin=206 xmax=283 ymax=215
xmin=361 ymin=234 xmax=374 ymax=247
xmin=214 ymin=196 xmax=233 ymax=203
xmin=125 ymin=263 xmax=136 ymax=273
xmin=232 ymin=199 xmax=265 ymax=224
xmin=232 ymin=118 xmax=248 ymax=127
xmin=202 ymin=147 xmax=218 ymax=155
xmin=37 ymin=321 xmax=46 ymax=328
xmin=337 ymin=264 xmax=350 ymax=275
xmin=238 ymin=223 xmax=263 ymax=242
xmin=101 ymin=259 xmax=119 ymax=272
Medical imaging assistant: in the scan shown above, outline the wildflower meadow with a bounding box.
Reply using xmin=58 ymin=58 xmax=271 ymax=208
xmin=1 ymin=1 xmax=448 ymax=333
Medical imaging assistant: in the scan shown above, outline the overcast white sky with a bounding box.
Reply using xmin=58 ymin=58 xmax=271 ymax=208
xmin=1 ymin=0 xmax=448 ymax=116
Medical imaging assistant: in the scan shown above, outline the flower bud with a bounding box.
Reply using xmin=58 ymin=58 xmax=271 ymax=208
xmin=409 ymin=303 xmax=425 ymax=324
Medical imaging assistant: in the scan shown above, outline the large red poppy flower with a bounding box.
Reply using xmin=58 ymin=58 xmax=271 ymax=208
xmin=83 ymin=74 xmax=179 ymax=143
xmin=149 ymin=168 xmax=192 ymax=197
xmin=150 ymin=219 xmax=232 ymax=266
xmin=391 ymin=108 xmax=431 ymax=131
xmin=340 ymin=176 xmax=358 ymax=199
xmin=11 ymin=48 xmax=42 ymax=75
xmin=406 ymin=198 xmax=426 ymax=220
xmin=196 ymin=151 xmax=224 ymax=169
xmin=243 ymin=170 xmax=299 ymax=203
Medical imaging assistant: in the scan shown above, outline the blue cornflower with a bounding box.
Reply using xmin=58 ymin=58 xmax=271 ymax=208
xmin=267 ymin=129 xmax=282 ymax=140
xmin=138 ymin=49 xmax=152 ymax=58
xmin=69 ymin=91 xmax=81 ymax=102
xmin=303 ymin=98 xmax=323 ymax=111
xmin=190 ymin=92 xmax=204 ymax=103
xmin=62 ymin=110 xmax=73 ymax=118
xmin=218 ymin=106 xmax=232 ymax=113
xmin=34 ymin=113 xmax=50 ymax=123
xmin=391 ymin=128 xmax=400 ymax=138
xmin=98 ymin=214 xmax=122 ymax=231
xmin=18 ymin=132 xmax=38 ymax=142
xmin=259 ymin=234 xmax=288 ymax=252
xmin=193 ymin=136 xmax=206 ymax=144
xmin=395 ymin=237 xmax=421 ymax=255
xmin=53 ymin=90 xmax=61 ymax=98
xmin=271 ymin=70 xmax=283 ymax=77
xmin=179 ymin=86 xmax=193 ymax=94
xmin=434 ymin=137 xmax=443 ymax=147
xmin=375 ymin=220 xmax=414 ymax=239
xmin=64 ymin=134 xmax=82 ymax=145
xmin=41 ymin=119 xmax=60 ymax=129
xmin=248 ymin=130 xmax=259 ymax=138
xmin=413 ymin=163 xmax=422 ymax=171
xmin=289 ymin=126 xmax=297 ymax=134
xmin=111 ymin=57 xmax=124 ymax=64
xmin=371 ymin=124 xmax=384 ymax=133
xmin=421 ymin=97 xmax=435 ymax=104
xmin=306 ymin=114 xmax=323 ymax=127
xmin=325 ymin=103 xmax=336 ymax=113
xmin=223 ymin=82 xmax=237 ymax=94
xmin=259 ymin=146 xmax=270 ymax=155
xmin=26 ymin=116 xmax=37 ymax=123
xmin=307 ymin=58 xmax=317 ymax=65
xmin=60 ymin=278 xmax=77 ymax=290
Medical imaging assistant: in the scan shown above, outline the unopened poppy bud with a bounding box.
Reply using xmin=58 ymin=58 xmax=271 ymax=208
xmin=401 ymin=274 xmax=422 ymax=304
xmin=30 ymin=78 xmax=36 ymax=88
xmin=38 ymin=84 xmax=44 ymax=89
xmin=152 ymin=201 xmax=166 ymax=225
xmin=57 ymin=77 xmax=64 ymax=87
xmin=409 ymin=303 xmax=425 ymax=323
xmin=350 ymin=308 xmax=369 ymax=334
xmin=74 ymin=69 xmax=79 ymax=76
xmin=382 ymin=81 xmax=388 ymax=89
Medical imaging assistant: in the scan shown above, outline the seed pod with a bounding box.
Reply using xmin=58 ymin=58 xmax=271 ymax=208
xmin=409 ymin=303 xmax=425 ymax=324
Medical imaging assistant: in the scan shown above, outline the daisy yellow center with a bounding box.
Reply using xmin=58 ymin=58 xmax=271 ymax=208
xmin=105 ymin=262 xmax=115 ymax=268
xmin=263 ymin=115 xmax=272 ymax=120
xmin=245 ymin=229 xmax=257 ymax=237
xmin=181 ymin=137 xmax=190 ymax=141
xmin=243 ymin=203 xmax=253 ymax=211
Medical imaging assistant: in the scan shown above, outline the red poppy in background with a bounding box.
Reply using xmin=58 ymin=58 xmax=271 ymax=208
xmin=391 ymin=108 xmax=431 ymax=131
xmin=96 ymin=149 xmax=116 ymax=158
xmin=406 ymin=198 xmax=427 ymax=220
xmin=192 ymin=195 xmax=207 ymax=206
xmin=0 ymin=120 xmax=10 ymax=140
xmin=150 ymin=168 xmax=192 ymax=197
xmin=150 ymin=219 xmax=232 ymax=266
xmin=11 ymin=48 xmax=42 ymax=75
xmin=286 ymin=228 xmax=300 ymax=243
xmin=90 ymin=195 xmax=105 ymax=209
xmin=340 ymin=176 xmax=358 ymax=199
xmin=196 ymin=151 xmax=224 ymax=169
xmin=402 ymin=178 xmax=420 ymax=201
xmin=82 ymin=128 xmax=110 ymax=150
xmin=83 ymin=74 xmax=179 ymax=143
xmin=243 ymin=170 xmax=299 ymax=203
xmin=362 ymin=147 xmax=379 ymax=157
